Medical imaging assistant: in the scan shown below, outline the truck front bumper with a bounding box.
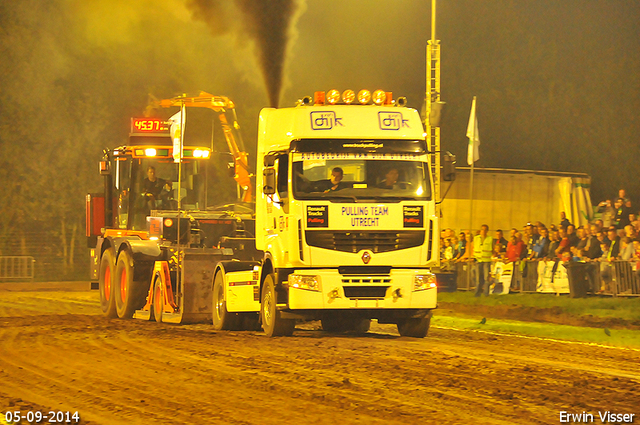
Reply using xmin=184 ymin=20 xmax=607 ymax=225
xmin=286 ymin=268 xmax=437 ymax=311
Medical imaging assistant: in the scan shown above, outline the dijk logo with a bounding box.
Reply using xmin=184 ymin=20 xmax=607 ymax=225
xmin=311 ymin=111 xmax=344 ymax=130
xmin=378 ymin=112 xmax=409 ymax=130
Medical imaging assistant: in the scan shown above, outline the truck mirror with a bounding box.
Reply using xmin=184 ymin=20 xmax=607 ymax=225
xmin=227 ymin=161 xmax=236 ymax=178
xmin=264 ymin=154 xmax=276 ymax=167
xmin=263 ymin=167 xmax=276 ymax=195
xmin=428 ymin=101 xmax=446 ymax=127
xmin=442 ymin=152 xmax=456 ymax=182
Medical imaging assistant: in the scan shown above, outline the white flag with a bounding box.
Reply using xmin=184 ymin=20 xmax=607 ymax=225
xmin=466 ymin=96 xmax=480 ymax=165
xmin=168 ymin=108 xmax=185 ymax=163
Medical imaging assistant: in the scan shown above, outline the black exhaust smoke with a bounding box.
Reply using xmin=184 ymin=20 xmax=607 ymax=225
xmin=187 ymin=0 xmax=302 ymax=108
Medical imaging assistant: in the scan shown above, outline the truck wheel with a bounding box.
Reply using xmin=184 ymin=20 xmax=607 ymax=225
xmin=351 ymin=318 xmax=371 ymax=335
xmin=114 ymin=250 xmax=147 ymax=319
xmin=98 ymin=248 xmax=117 ymax=318
xmin=261 ymin=273 xmax=294 ymax=337
xmin=212 ymin=272 xmax=241 ymax=330
xmin=397 ymin=313 xmax=432 ymax=338
xmin=152 ymin=274 xmax=164 ymax=323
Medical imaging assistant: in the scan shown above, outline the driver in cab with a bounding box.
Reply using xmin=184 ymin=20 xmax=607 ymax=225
xmin=314 ymin=167 xmax=347 ymax=192
xmin=142 ymin=166 xmax=172 ymax=209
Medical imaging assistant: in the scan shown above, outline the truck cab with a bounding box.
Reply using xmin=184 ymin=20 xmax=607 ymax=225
xmin=253 ymin=90 xmax=438 ymax=337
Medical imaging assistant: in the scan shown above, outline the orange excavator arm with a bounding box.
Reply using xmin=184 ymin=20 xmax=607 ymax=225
xmin=154 ymin=91 xmax=253 ymax=203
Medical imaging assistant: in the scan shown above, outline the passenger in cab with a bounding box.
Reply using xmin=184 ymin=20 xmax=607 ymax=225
xmin=377 ymin=167 xmax=399 ymax=189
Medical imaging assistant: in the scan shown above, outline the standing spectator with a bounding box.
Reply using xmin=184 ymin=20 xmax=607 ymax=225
xmin=612 ymin=198 xmax=631 ymax=231
xmin=523 ymin=223 xmax=539 ymax=257
xmin=506 ymin=234 xmax=526 ymax=263
xmin=607 ymin=227 xmax=621 ymax=260
xmin=594 ymin=219 xmax=605 ymax=233
xmin=531 ymin=227 xmax=550 ymax=259
xmin=619 ymin=237 xmax=634 ymax=261
xmin=575 ymin=227 xmax=588 ymax=251
xmin=597 ymin=200 xmax=615 ymax=229
xmin=624 ymin=224 xmax=637 ymax=240
xmin=494 ymin=230 xmax=508 ymax=254
xmin=599 ymin=241 xmax=612 ymax=293
xmin=618 ymin=189 xmax=631 ymax=207
xmin=630 ymin=214 xmax=640 ymax=234
xmin=555 ymin=228 xmax=572 ymax=259
xmin=453 ymin=232 xmax=467 ymax=261
xmin=443 ymin=238 xmax=454 ymax=261
xmin=633 ymin=240 xmax=640 ymax=282
xmin=584 ymin=224 xmax=602 ymax=260
xmin=560 ymin=212 xmax=571 ymax=229
xmin=583 ymin=224 xmax=602 ymax=293
xmin=474 ymin=224 xmax=493 ymax=297
xmin=459 ymin=233 xmax=474 ymax=261
xmin=566 ymin=224 xmax=579 ymax=248
xmin=547 ymin=229 xmax=560 ymax=259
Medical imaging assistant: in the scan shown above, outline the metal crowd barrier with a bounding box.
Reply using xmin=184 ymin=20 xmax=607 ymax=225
xmin=447 ymin=256 xmax=640 ymax=297
xmin=0 ymin=256 xmax=35 ymax=281
xmin=454 ymin=261 xmax=475 ymax=291
xmin=610 ymin=260 xmax=640 ymax=296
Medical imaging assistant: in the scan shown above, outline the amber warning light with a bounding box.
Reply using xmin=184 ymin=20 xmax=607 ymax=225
xmin=131 ymin=118 xmax=169 ymax=133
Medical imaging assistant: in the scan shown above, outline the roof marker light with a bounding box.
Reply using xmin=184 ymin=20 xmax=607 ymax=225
xmin=326 ymin=89 xmax=340 ymax=105
xmin=372 ymin=90 xmax=386 ymax=105
xmin=314 ymin=91 xmax=325 ymax=105
xmin=342 ymin=89 xmax=355 ymax=104
xmin=358 ymin=89 xmax=371 ymax=104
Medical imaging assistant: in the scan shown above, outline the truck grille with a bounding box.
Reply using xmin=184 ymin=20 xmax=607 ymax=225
xmin=342 ymin=286 xmax=390 ymax=299
xmin=305 ymin=231 xmax=424 ymax=253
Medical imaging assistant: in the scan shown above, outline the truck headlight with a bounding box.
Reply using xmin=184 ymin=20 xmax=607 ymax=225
xmin=289 ymin=275 xmax=321 ymax=292
xmin=413 ymin=273 xmax=437 ymax=291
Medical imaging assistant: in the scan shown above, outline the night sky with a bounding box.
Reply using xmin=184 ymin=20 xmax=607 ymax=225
xmin=1 ymin=0 xmax=639 ymax=212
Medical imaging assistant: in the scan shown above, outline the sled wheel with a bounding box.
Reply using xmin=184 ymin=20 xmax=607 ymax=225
xmin=114 ymin=250 xmax=147 ymax=319
xmin=98 ymin=248 xmax=117 ymax=318
xmin=152 ymin=274 xmax=164 ymax=323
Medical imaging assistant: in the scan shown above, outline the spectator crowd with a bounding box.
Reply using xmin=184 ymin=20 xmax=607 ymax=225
xmin=440 ymin=189 xmax=640 ymax=296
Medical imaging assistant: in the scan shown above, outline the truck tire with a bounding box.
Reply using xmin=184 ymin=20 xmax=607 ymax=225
xmin=114 ymin=250 xmax=148 ymax=319
xmin=98 ymin=248 xmax=117 ymax=318
xmin=397 ymin=312 xmax=432 ymax=338
xmin=212 ymin=272 xmax=241 ymax=330
xmin=152 ymin=274 xmax=164 ymax=323
xmin=351 ymin=318 xmax=371 ymax=335
xmin=260 ymin=273 xmax=294 ymax=337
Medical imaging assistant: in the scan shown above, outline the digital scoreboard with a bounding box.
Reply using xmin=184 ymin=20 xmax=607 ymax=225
xmin=130 ymin=118 xmax=169 ymax=134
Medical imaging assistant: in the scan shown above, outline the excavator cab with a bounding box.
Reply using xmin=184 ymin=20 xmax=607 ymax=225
xmin=109 ymin=145 xmax=211 ymax=231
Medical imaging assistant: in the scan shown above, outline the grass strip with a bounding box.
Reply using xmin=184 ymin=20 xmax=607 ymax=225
xmin=432 ymin=314 xmax=640 ymax=348
xmin=438 ymin=291 xmax=640 ymax=321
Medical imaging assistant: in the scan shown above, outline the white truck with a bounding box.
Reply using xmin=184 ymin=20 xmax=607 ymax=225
xmin=217 ymin=89 xmax=440 ymax=337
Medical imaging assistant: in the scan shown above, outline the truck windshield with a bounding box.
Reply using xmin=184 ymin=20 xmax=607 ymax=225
xmin=292 ymin=153 xmax=431 ymax=201
xmin=119 ymin=158 xmax=207 ymax=230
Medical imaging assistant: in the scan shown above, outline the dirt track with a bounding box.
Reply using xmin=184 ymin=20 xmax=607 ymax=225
xmin=0 ymin=282 xmax=639 ymax=425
